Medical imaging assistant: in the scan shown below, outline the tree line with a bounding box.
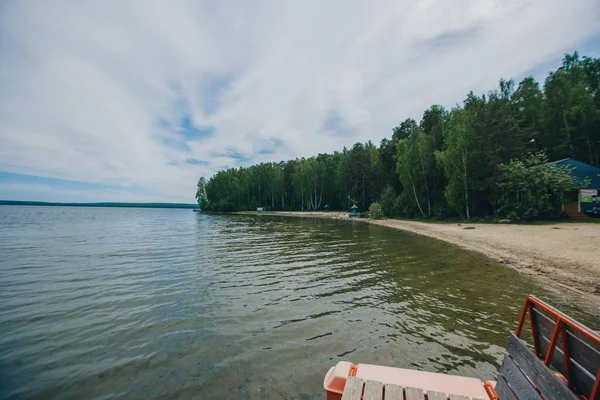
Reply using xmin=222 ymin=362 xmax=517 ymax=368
xmin=196 ymin=52 xmax=599 ymax=220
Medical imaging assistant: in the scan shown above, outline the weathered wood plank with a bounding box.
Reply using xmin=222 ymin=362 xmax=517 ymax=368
xmin=532 ymin=308 xmax=559 ymax=343
xmin=550 ymin=339 xmax=596 ymax=397
xmin=384 ymin=384 xmax=404 ymax=400
xmin=427 ymin=391 xmax=447 ymax=400
xmin=533 ymin=306 xmax=599 ymax=400
xmin=405 ymin=386 xmax=424 ymax=400
xmin=538 ymin=333 xmax=595 ymax=397
xmin=496 ymin=376 xmax=518 ymax=400
xmin=570 ymin=359 xmax=595 ymax=398
xmin=363 ymin=380 xmax=383 ymax=400
xmin=531 ymin=300 xmax=600 ymax=400
xmin=506 ymin=333 xmax=578 ymax=400
xmin=532 ymin=308 xmax=564 ymax=362
xmin=448 ymin=395 xmax=469 ymax=400
xmin=529 ymin=304 xmax=542 ymax=358
xmin=536 ymin=334 xmax=567 ymax=375
xmin=500 ymin=353 xmax=542 ymax=400
xmin=566 ymin=329 xmax=600 ymax=378
xmin=341 ymin=376 xmax=364 ymax=400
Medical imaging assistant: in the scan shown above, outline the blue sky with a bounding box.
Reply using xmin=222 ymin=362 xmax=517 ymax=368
xmin=1 ymin=1 xmax=599 ymax=203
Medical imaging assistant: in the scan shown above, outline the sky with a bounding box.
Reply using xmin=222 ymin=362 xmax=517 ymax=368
xmin=1 ymin=1 xmax=599 ymax=203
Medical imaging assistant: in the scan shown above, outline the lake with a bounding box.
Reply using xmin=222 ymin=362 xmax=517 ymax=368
xmin=0 ymin=206 xmax=593 ymax=399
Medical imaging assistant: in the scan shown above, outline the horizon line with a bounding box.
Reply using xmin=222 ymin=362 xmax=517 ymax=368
xmin=0 ymin=200 xmax=198 ymax=209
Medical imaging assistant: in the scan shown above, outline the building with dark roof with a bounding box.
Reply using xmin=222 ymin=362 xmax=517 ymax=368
xmin=550 ymin=158 xmax=600 ymax=217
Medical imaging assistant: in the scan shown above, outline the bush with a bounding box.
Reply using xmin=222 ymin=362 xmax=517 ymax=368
xmin=369 ymin=202 xmax=384 ymax=219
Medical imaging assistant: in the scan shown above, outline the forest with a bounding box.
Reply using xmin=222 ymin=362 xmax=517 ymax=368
xmin=196 ymin=52 xmax=600 ymax=220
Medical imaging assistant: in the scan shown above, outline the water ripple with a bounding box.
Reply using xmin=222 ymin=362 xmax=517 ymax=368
xmin=0 ymin=206 xmax=592 ymax=400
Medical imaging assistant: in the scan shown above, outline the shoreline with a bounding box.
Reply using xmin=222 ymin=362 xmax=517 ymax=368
xmin=231 ymin=211 xmax=600 ymax=317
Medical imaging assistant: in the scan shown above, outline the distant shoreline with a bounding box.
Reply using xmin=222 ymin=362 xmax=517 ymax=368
xmin=230 ymin=210 xmax=600 ymax=317
xmin=0 ymin=200 xmax=198 ymax=209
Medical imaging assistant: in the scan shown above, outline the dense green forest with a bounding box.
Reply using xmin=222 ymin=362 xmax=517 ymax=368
xmin=196 ymin=52 xmax=599 ymax=220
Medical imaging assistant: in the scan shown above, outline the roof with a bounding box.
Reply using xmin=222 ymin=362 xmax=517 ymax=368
xmin=547 ymin=158 xmax=600 ymax=189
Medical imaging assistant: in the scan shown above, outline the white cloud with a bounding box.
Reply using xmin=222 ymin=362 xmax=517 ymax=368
xmin=1 ymin=0 xmax=599 ymax=202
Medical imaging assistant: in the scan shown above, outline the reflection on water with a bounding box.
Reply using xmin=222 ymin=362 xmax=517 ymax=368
xmin=0 ymin=207 xmax=593 ymax=399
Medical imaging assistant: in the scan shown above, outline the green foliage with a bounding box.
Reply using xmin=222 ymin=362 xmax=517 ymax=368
xmin=196 ymin=51 xmax=600 ymax=220
xmin=392 ymin=118 xmax=417 ymax=141
xmin=396 ymin=126 xmax=434 ymax=217
xmin=543 ymin=52 xmax=600 ymax=165
xmin=379 ymin=186 xmax=398 ymax=217
xmin=347 ymin=142 xmax=373 ymax=206
xmin=292 ymin=157 xmax=326 ymax=210
xmin=195 ymin=177 xmax=208 ymax=209
xmin=435 ymin=108 xmax=473 ymax=219
xmin=368 ymin=201 xmax=384 ymax=219
xmin=498 ymin=153 xmax=580 ymax=220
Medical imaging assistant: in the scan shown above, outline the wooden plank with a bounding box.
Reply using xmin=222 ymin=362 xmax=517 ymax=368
xmin=405 ymin=387 xmax=424 ymax=400
xmin=363 ymin=380 xmax=383 ymax=400
xmin=529 ymin=296 xmax=599 ymax=336
xmin=506 ymin=333 xmax=578 ymax=400
xmin=566 ymin=330 xmax=600 ymax=378
xmin=427 ymin=392 xmax=447 ymax=400
xmin=537 ymin=334 xmax=567 ymax=375
xmin=530 ymin=300 xmax=600 ymax=400
xmin=538 ymin=333 xmax=595 ymax=397
xmin=448 ymin=395 xmax=469 ymax=400
xmin=532 ymin=308 xmax=564 ymax=362
xmin=570 ymin=359 xmax=595 ymax=398
xmin=341 ymin=376 xmax=364 ymax=400
xmin=496 ymin=376 xmax=519 ymax=400
xmin=533 ymin=308 xmax=598 ymax=400
xmin=532 ymin=308 xmax=558 ymax=342
xmin=500 ymin=353 xmax=542 ymax=400
xmin=384 ymin=384 xmax=404 ymax=400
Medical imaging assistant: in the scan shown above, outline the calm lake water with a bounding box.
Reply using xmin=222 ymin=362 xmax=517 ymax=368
xmin=0 ymin=206 xmax=594 ymax=399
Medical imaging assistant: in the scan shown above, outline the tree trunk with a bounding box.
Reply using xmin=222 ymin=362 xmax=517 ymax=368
xmin=419 ymin=153 xmax=431 ymax=216
xmin=300 ymin=179 xmax=304 ymax=209
xmin=462 ymin=148 xmax=470 ymax=220
xmin=408 ymin=171 xmax=425 ymax=216
xmin=318 ymin=182 xmax=324 ymax=209
xmin=362 ymin=170 xmax=366 ymax=206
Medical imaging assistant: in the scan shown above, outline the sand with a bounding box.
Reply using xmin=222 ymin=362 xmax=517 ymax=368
xmin=234 ymin=211 xmax=600 ymax=316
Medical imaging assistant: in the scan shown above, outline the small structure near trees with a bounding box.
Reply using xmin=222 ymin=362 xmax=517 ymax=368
xmin=550 ymin=158 xmax=600 ymax=218
xmin=498 ymin=154 xmax=599 ymax=220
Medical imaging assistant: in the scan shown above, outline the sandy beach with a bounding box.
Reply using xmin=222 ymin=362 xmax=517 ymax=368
xmin=235 ymin=211 xmax=600 ymax=316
